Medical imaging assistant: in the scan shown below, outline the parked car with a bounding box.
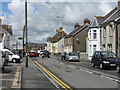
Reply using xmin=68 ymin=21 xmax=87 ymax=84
xmin=39 ymin=51 xmax=44 ymax=55
xmin=0 ymin=50 xmax=9 ymax=71
xmin=116 ymin=59 xmax=120 ymax=73
xmin=91 ymin=51 xmax=118 ymax=69
xmin=1 ymin=49 xmax=21 ymax=63
xmin=41 ymin=50 xmax=50 ymax=58
xmin=65 ymin=52 xmax=80 ymax=62
xmin=29 ymin=51 xmax=38 ymax=57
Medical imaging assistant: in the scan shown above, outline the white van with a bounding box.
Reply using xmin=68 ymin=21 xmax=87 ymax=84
xmin=1 ymin=49 xmax=21 ymax=63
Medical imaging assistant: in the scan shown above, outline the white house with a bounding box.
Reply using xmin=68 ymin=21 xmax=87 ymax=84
xmin=87 ymin=16 xmax=104 ymax=60
xmin=47 ymin=27 xmax=66 ymax=54
xmin=0 ymin=24 xmax=12 ymax=50
xmin=9 ymin=35 xmax=23 ymax=51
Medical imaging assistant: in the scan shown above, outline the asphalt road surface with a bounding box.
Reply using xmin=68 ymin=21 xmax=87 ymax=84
xmin=31 ymin=56 xmax=120 ymax=89
xmin=0 ymin=62 xmax=21 ymax=89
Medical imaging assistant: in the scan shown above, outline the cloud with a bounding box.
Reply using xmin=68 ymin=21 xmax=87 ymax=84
xmin=2 ymin=0 xmax=117 ymax=43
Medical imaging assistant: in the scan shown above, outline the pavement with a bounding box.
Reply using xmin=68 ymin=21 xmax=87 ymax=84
xmin=1 ymin=62 xmax=21 ymax=90
xmin=21 ymin=57 xmax=56 ymax=89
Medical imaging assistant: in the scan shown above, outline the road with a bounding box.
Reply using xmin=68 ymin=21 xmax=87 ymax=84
xmin=0 ymin=62 xmax=21 ymax=89
xmin=31 ymin=56 xmax=120 ymax=89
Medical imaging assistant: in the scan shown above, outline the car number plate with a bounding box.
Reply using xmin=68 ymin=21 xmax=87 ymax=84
xmin=110 ymin=64 xmax=116 ymax=66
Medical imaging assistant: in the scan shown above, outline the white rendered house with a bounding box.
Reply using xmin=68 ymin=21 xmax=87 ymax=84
xmin=87 ymin=16 xmax=104 ymax=60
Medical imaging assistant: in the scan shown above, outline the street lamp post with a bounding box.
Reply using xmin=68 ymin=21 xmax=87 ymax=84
xmin=25 ymin=0 xmax=28 ymax=67
xmin=57 ymin=17 xmax=64 ymax=54
xmin=23 ymin=25 xmax=25 ymax=56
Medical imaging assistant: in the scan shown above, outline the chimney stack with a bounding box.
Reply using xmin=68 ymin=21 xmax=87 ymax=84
xmin=74 ymin=23 xmax=80 ymax=29
xmin=84 ymin=18 xmax=90 ymax=25
xmin=118 ymin=0 xmax=120 ymax=7
xmin=56 ymin=27 xmax=63 ymax=33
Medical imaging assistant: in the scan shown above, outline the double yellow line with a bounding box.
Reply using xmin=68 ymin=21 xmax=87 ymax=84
xmin=34 ymin=61 xmax=72 ymax=90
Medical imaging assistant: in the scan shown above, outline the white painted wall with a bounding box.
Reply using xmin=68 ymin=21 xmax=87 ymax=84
xmin=9 ymin=35 xmax=23 ymax=51
xmin=87 ymin=27 xmax=101 ymax=60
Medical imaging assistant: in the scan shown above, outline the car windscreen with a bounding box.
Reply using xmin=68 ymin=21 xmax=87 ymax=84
xmin=68 ymin=53 xmax=77 ymax=56
xmin=101 ymin=52 xmax=117 ymax=58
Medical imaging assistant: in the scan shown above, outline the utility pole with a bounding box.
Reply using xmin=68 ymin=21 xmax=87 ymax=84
xmin=23 ymin=25 xmax=25 ymax=55
xmin=25 ymin=0 xmax=28 ymax=67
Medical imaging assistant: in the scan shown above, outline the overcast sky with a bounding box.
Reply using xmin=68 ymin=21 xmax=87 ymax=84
xmin=0 ymin=0 xmax=117 ymax=43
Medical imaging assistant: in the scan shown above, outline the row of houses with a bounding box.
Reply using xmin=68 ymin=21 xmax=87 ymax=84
xmin=0 ymin=19 xmax=23 ymax=52
xmin=47 ymin=1 xmax=120 ymax=59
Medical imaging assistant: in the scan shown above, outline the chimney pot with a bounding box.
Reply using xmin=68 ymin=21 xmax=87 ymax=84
xmin=74 ymin=23 xmax=80 ymax=29
xmin=118 ymin=0 xmax=120 ymax=7
xmin=84 ymin=18 xmax=90 ymax=25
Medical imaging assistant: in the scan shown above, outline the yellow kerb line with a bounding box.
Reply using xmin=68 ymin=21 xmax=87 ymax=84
xmin=34 ymin=61 xmax=66 ymax=89
xmin=34 ymin=61 xmax=73 ymax=90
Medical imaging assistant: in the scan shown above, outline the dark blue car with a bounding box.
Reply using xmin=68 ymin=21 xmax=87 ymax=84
xmin=91 ymin=51 xmax=119 ymax=70
xmin=116 ymin=59 xmax=120 ymax=73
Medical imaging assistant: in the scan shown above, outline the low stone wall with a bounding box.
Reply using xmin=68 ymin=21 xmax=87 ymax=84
xmin=52 ymin=52 xmax=89 ymax=61
xmin=79 ymin=53 xmax=89 ymax=60
xmin=53 ymin=53 xmax=62 ymax=57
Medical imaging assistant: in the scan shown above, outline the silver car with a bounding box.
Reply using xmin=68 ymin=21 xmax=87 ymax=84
xmin=65 ymin=52 xmax=80 ymax=62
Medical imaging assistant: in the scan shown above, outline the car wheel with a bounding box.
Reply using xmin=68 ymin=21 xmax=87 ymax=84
xmin=99 ymin=63 xmax=104 ymax=70
xmin=116 ymin=66 xmax=120 ymax=73
xmin=91 ymin=62 xmax=95 ymax=67
xmin=12 ymin=59 xmax=16 ymax=63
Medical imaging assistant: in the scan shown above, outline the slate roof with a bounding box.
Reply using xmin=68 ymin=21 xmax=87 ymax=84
xmin=102 ymin=7 xmax=120 ymax=23
xmin=91 ymin=16 xmax=104 ymax=27
xmin=65 ymin=25 xmax=88 ymax=38
xmin=48 ymin=31 xmax=67 ymax=43
xmin=96 ymin=16 xmax=105 ymax=25
xmin=101 ymin=7 xmax=119 ymax=25
xmin=2 ymin=25 xmax=13 ymax=35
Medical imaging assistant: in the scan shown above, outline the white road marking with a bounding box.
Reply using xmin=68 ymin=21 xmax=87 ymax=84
xmin=80 ymin=69 xmax=93 ymax=74
xmin=0 ymin=79 xmax=13 ymax=81
xmin=67 ymin=65 xmax=76 ymax=68
xmin=101 ymin=75 xmax=120 ymax=82
xmin=79 ymin=67 xmax=120 ymax=83
xmin=11 ymin=66 xmax=21 ymax=88
xmin=0 ymin=74 xmax=9 ymax=76
xmin=60 ymin=63 xmax=64 ymax=65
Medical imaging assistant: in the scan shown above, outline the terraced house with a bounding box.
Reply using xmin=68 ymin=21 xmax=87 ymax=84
xmin=100 ymin=1 xmax=120 ymax=57
xmin=47 ymin=27 xmax=66 ymax=54
xmin=87 ymin=16 xmax=104 ymax=60
xmin=64 ymin=19 xmax=90 ymax=54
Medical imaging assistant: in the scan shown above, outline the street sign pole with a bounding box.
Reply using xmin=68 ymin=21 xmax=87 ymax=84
xmin=25 ymin=0 xmax=28 ymax=67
